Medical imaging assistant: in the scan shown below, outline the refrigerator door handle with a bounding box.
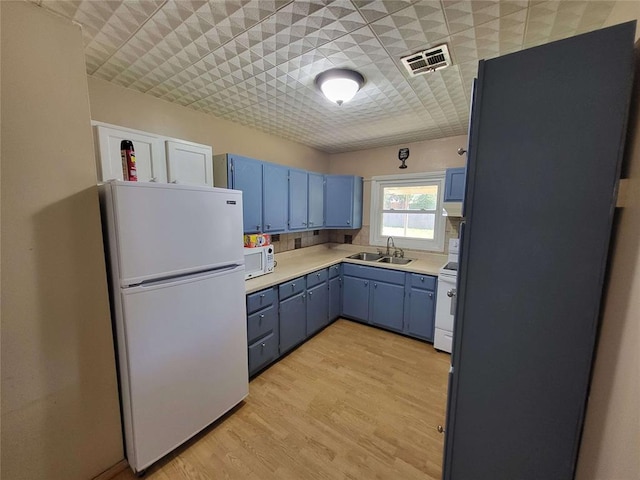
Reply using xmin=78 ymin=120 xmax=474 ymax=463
xmin=129 ymin=264 xmax=244 ymax=291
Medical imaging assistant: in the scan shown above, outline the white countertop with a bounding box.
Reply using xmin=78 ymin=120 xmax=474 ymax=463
xmin=245 ymin=243 xmax=447 ymax=294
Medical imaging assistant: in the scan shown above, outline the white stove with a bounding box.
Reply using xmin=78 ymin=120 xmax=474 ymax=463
xmin=435 ymin=239 xmax=459 ymax=353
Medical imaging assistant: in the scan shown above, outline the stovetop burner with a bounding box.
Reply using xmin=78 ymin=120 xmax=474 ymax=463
xmin=443 ymin=261 xmax=458 ymax=272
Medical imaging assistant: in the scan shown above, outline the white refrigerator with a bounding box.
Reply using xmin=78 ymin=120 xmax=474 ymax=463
xmin=100 ymin=180 xmax=248 ymax=474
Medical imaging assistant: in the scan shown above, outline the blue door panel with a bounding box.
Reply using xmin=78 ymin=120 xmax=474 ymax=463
xmin=263 ymin=163 xmax=288 ymax=232
xmin=407 ymin=287 xmax=435 ymax=341
xmin=306 ymin=282 xmax=328 ymax=336
xmin=342 ymin=276 xmax=369 ymax=321
xmin=289 ymin=169 xmax=308 ymax=230
xmin=231 ymin=155 xmax=262 ymax=233
xmin=279 ymin=293 xmax=306 ymax=354
xmin=308 ymin=173 xmax=324 ymax=229
xmin=371 ymin=281 xmax=404 ymax=332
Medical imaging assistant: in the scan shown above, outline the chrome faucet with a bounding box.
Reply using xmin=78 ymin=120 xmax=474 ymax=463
xmin=386 ymin=236 xmax=395 ymax=256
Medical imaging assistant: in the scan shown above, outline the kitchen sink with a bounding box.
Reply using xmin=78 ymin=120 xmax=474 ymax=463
xmin=377 ymin=256 xmax=414 ymax=265
xmin=348 ymin=252 xmax=384 ymax=261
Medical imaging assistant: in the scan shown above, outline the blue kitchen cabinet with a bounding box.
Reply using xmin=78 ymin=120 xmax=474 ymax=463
xmin=306 ymin=282 xmax=328 ymax=336
xmin=325 ymin=175 xmax=363 ymax=229
xmin=288 ymin=169 xmax=308 ymax=230
xmin=246 ymin=286 xmax=279 ymax=376
xmin=307 ymin=173 xmax=324 ymax=229
xmin=328 ymin=264 xmax=342 ymax=322
xmin=405 ymin=274 xmax=437 ymax=342
xmin=342 ymin=264 xmax=415 ymax=336
xmin=224 ymin=154 xmax=263 ymax=233
xmin=371 ymin=281 xmax=405 ymax=332
xmin=444 ymin=167 xmax=466 ymax=202
xmin=263 ymin=163 xmax=288 ymax=233
xmin=279 ymin=292 xmax=306 ymax=354
xmin=342 ymin=275 xmax=369 ymax=322
xmin=279 ymin=276 xmax=307 ymax=354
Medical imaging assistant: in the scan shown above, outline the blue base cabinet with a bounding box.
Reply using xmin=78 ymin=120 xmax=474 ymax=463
xmin=246 ymin=287 xmax=279 ymax=376
xmin=342 ymin=275 xmax=369 ymax=321
xmin=279 ymin=276 xmax=307 ymax=354
xmin=342 ymin=263 xmax=436 ymax=341
xmin=371 ymin=281 xmax=405 ymax=332
xmin=405 ymin=274 xmax=437 ymax=341
xmin=306 ymin=269 xmax=328 ymax=336
xmin=328 ymin=264 xmax=342 ymax=322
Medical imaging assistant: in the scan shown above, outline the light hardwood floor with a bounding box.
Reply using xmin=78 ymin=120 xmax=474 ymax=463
xmin=111 ymin=319 xmax=450 ymax=480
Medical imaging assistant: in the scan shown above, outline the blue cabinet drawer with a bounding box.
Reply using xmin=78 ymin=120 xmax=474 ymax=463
xmin=328 ymin=263 xmax=341 ymax=279
xmin=248 ymin=332 xmax=278 ymax=375
xmin=306 ymin=268 xmax=328 ymax=288
xmin=411 ymin=274 xmax=437 ymax=291
xmin=246 ymin=287 xmax=277 ymax=314
xmin=342 ymin=263 xmax=405 ymax=285
xmin=279 ymin=276 xmax=305 ymax=300
xmin=247 ymin=304 xmax=278 ymax=345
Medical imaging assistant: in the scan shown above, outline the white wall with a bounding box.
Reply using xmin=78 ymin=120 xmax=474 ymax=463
xmin=88 ymin=77 xmax=330 ymax=173
xmin=1 ymin=2 xmax=123 ymax=479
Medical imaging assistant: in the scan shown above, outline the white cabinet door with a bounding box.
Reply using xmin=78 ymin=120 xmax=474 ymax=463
xmin=95 ymin=125 xmax=166 ymax=182
xmin=166 ymin=140 xmax=213 ymax=186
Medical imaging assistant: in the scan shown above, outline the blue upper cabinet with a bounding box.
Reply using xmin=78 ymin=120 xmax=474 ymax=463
xmin=228 ymin=154 xmax=263 ymax=233
xmin=444 ymin=167 xmax=466 ymax=202
xmin=307 ymin=173 xmax=324 ymax=229
xmin=325 ymin=175 xmax=363 ymax=229
xmin=263 ymin=163 xmax=288 ymax=233
xmin=288 ymin=169 xmax=308 ymax=230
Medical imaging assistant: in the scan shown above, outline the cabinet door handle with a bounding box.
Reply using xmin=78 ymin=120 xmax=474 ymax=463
xmin=256 ymin=225 xmax=260 ymax=230
xmin=260 ymin=294 xmax=265 ymax=298
xmin=309 ymin=291 xmax=313 ymax=296
xmin=309 ymin=221 xmax=313 ymax=226
xmin=429 ymin=293 xmax=433 ymax=298
xmin=261 ymin=343 xmax=266 ymax=349
xmin=292 ymin=283 xmax=295 ymax=289
xmin=317 ymin=273 xmax=321 ymax=278
xmin=267 ymin=224 xmax=271 ymax=229
xmin=420 ymin=276 xmax=424 ymax=282
xmin=374 ymin=283 xmax=377 ymax=288
xmin=347 ymin=221 xmax=351 ymax=225
xmin=259 ymin=314 xmax=265 ymax=318
xmin=364 ymin=281 xmax=368 ymax=286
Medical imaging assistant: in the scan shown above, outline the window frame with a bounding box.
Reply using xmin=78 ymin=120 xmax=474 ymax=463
xmin=369 ymin=172 xmax=446 ymax=252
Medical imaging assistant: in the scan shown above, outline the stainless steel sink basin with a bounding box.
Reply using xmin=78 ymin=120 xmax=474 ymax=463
xmin=377 ymin=256 xmax=414 ymax=265
xmin=348 ymin=252 xmax=384 ymax=261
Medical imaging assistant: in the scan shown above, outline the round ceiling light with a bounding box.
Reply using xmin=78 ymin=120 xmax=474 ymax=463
xmin=315 ymin=68 xmax=365 ymax=106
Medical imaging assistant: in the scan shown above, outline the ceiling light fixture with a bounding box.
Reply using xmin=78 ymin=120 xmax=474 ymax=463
xmin=315 ymin=68 xmax=365 ymax=106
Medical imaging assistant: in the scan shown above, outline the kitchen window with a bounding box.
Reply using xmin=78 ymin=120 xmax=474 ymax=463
xmin=369 ymin=172 xmax=446 ymax=252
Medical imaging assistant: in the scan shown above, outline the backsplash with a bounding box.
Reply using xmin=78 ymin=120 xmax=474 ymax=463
xmin=327 ymin=217 xmax=462 ymax=254
xmin=270 ymin=230 xmax=330 ymax=254
xmin=268 ymin=217 xmax=461 ymax=255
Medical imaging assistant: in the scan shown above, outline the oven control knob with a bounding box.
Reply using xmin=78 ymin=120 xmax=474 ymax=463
xmin=447 ymin=289 xmax=456 ymax=297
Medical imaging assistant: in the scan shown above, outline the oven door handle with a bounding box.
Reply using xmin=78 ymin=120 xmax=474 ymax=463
xmin=447 ymin=288 xmax=457 ymax=315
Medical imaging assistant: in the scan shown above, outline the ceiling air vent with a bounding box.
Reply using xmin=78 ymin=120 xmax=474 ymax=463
xmin=401 ymin=44 xmax=451 ymax=77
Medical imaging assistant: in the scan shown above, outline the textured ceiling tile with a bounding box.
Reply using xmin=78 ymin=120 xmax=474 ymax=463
xmin=352 ymin=0 xmax=416 ymax=23
xmin=50 ymin=0 xmax=622 ymax=153
xmin=524 ymin=1 xmax=614 ymax=46
xmin=443 ymin=0 xmax=528 ymax=34
xmin=370 ymin=2 xmax=449 ymax=58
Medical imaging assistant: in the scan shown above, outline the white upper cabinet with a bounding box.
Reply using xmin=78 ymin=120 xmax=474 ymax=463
xmin=166 ymin=140 xmax=213 ymax=187
xmin=95 ymin=124 xmax=166 ymax=183
xmin=93 ymin=122 xmax=213 ymax=187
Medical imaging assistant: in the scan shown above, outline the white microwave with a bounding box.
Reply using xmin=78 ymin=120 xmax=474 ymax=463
xmin=243 ymin=245 xmax=274 ymax=280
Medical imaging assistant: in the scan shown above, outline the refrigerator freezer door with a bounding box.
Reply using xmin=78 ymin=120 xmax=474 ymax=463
xmin=105 ymin=181 xmax=244 ymax=286
xmin=118 ymin=265 xmax=248 ymax=472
